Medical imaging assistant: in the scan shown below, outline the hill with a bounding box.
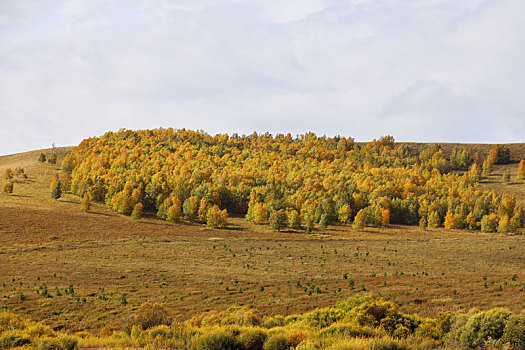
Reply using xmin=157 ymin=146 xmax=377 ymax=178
xmin=1 ymin=136 xmax=525 ymax=337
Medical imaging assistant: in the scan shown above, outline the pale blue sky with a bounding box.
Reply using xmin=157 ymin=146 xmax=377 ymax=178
xmin=1 ymin=0 xmax=524 ymax=155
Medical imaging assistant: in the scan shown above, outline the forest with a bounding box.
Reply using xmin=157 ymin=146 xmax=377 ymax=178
xmin=60 ymin=128 xmax=524 ymax=233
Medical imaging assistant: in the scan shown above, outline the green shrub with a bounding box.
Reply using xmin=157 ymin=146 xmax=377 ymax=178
xmin=198 ymin=330 xmax=239 ymax=350
xmin=501 ymin=311 xmax=525 ymax=349
xmin=457 ymin=308 xmax=512 ymax=348
xmin=239 ymin=328 xmax=267 ymax=350
xmin=263 ymin=334 xmax=288 ymax=350
xmin=0 ymin=331 xmax=30 ymax=349
xmin=126 ymin=303 xmax=172 ymax=332
xmin=480 ymin=214 xmax=498 ymax=233
xmin=318 ymin=323 xmax=376 ymax=338
xmin=369 ymin=336 xmax=409 ymax=350
xmin=300 ymin=308 xmax=345 ymax=328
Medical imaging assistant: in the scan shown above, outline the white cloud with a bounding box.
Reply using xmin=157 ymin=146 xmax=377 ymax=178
xmin=1 ymin=0 xmax=524 ymax=155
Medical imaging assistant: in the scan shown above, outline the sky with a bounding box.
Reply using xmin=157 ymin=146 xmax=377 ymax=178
xmin=1 ymin=0 xmax=524 ymax=155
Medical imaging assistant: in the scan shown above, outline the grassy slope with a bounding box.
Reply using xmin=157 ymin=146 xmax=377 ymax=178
xmin=0 ymin=145 xmax=524 ymax=332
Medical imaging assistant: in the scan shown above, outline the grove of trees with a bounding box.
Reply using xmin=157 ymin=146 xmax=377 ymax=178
xmin=61 ymin=129 xmax=524 ymax=232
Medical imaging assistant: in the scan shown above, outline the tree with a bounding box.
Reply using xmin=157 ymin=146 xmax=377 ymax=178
xmin=381 ymin=209 xmax=390 ymax=226
xmin=288 ymin=210 xmax=301 ymax=229
xmin=517 ymin=160 xmax=525 ymax=179
xmin=1 ymin=181 xmax=13 ymax=194
xmin=497 ymin=215 xmax=511 ymax=234
xmin=502 ymin=171 xmax=511 ymax=184
xmin=482 ymin=160 xmax=492 ymax=177
xmin=353 ymin=209 xmax=367 ymax=230
xmin=131 ymin=202 xmax=143 ymax=220
xmin=444 ymin=210 xmax=460 ymax=229
xmin=206 ymin=205 xmax=228 ymax=228
xmin=80 ymin=192 xmax=91 ymax=212
xmin=269 ymin=209 xmax=288 ymax=231
xmin=338 ymin=204 xmax=352 ymax=224
xmin=38 ymin=153 xmax=46 ymax=162
xmin=51 ymin=180 xmax=62 ymax=200
xmin=427 ymin=211 xmax=441 ymax=228
xmin=3 ymin=168 xmax=13 ymax=180
xmin=198 ymin=199 xmax=208 ymax=222
xmin=50 ymin=173 xmax=60 ymax=190
xmin=252 ymin=203 xmax=268 ymax=224
xmin=48 ymin=153 xmax=57 ymax=165
xmin=465 ymin=212 xmax=477 ymax=230
xmin=480 ymin=214 xmax=498 ymax=233
xmin=183 ymin=196 xmax=199 ymax=221
xmin=469 ymin=163 xmax=481 ymax=182
xmin=166 ymin=199 xmax=182 ymax=222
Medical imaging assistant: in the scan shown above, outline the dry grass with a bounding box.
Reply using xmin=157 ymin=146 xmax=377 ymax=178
xmin=1 ymin=146 xmax=525 ymax=334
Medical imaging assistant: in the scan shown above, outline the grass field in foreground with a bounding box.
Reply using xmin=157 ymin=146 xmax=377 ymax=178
xmin=0 ymin=148 xmax=524 ymax=333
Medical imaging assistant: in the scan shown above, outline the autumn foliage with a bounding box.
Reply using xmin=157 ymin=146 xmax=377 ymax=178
xmin=61 ymin=129 xmax=523 ymax=232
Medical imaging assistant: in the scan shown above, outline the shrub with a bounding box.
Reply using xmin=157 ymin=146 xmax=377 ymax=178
xmin=198 ymin=330 xmax=239 ymax=350
xmin=501 ymin=311 xmax=525 ymax=349
xmin=0 ymin=331 xmax=30 ymax=348
xmin=126 ymin=303 xmax=172 ymax=331
xmin=369 ymin=337 xmax=409 ymax=350
xmin=318 ymin=323 xmax=376 ymax=338
xmin=457 ymin=308 xmax=512 ymax=348
xmin=1 ymin=181 xmax=13 ymax=194
xmin=263 ymin=334 xmax=288 ymax=350
xmin=502 ymin=170 xmax=511 ymax=184
xmin=39 ymin=153 xmax=46 ymax=162
xmin=239 ymin=329 xmax=267 ymax=350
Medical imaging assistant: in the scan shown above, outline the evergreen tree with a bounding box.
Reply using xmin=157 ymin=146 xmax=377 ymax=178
xmin=38 ymin=153 xmax=46 ymax=162
xmin=48 ymin=153 xmax=57 ymax=165
xmin=51 ymin=180 xmax=62 ymax=200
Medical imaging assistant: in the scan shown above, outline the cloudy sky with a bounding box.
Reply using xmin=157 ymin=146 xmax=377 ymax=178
xmin=1 ymin=0 xmax=524 ymax=155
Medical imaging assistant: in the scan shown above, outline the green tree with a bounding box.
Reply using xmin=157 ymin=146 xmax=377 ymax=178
xmin=502 ymin=171 xmax=511 ymax=184
xmin=51 ymin=180 xmax=62 ymax=200
xmin=270 ymin=209 xmax=288 ymax=232
xmin=288 ymin=210 xmax=301 ymax=229
xmin=183 ymin=196 xmax=199 ymax=221
xmin=38 ymin=153 xmax=46 ymax=162
xmin=480 ymin=214 xmax=498 ymax=233
xmin=48 ymin=153 xmax=57 ymax=165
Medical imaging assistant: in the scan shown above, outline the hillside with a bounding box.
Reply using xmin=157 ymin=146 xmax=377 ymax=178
xmin=1 ymin=138 xmax=525 ymax=337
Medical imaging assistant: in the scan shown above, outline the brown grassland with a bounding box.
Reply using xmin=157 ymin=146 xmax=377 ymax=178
xmin=1 ymin=146 xmax=525 ymax=335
